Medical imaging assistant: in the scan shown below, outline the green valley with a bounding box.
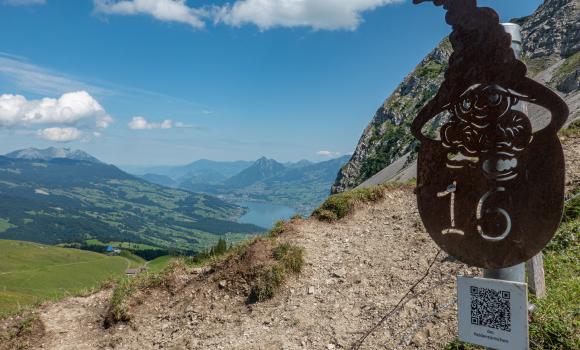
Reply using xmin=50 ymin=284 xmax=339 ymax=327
xmin=0 ymin=154 xmax=265 ymax=254
xmin=0 ymin=240 xmax=129 ymax=316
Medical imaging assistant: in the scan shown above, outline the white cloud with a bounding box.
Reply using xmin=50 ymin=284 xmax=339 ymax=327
xmin=316 ymin=150 xmax=341 ymax=157
xmin=0 ymin=53 xmax=111 ymax=96
xmin=3 ymin=0 xmax=45 ymax=5
xmin=94 ymin=0 xmax=206 ymax=29
xmin=0 ymin=91 xmax=112 ymax=130
xmin=215 ymin=0 xmax=402 ymax=30
xmin=93 ymin=0 xmax=401 ymax=31
xmin=0 ymin=91 xmax=113 ymax=142
xmin=36 ymin=127 xmax=83 ymax=142
xmin=128 ymin=116 xmax=174 ymax=130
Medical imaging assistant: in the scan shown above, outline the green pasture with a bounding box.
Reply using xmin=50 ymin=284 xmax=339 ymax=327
xmin=0 ymin=240 xmax=129 ymax=316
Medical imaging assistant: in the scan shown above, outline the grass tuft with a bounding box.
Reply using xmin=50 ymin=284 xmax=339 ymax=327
xmin=273 ymin=243 xmax=304 ymax=274
xmin=312 ymin=182 xmax=412 ymax=222
xmin=559 ymin=118 xmax=580 ymax=138
xmin=249 ymin=242 xmax=304 ymax=303
xmin=249 ymin=264 xmax=287 ymax=302
xmin=104 ymin=271 xmax=166 ymax=327
xmin=0 ymin=314 xmax=42 ymax=350
xmin=443 ymin=339 xmax=479 ymax=350
xmin=268 ymin=220 xmax=288 ymax=237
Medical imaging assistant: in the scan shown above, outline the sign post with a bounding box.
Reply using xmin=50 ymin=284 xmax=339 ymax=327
xmin=411 ymin=1 xmax=569 ymax=348
xmin=483 ymin=21 xmax=527 ymax=291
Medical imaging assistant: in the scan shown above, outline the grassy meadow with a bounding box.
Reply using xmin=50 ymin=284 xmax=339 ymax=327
xmin=0 ymin=240 xmax=130 ymax=316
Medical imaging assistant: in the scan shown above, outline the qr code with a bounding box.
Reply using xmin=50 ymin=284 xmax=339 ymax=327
xmin=470 ymin=286 xmax=511 ymax=332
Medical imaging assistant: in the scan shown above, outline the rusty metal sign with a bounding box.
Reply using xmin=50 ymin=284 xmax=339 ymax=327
xmin=411 ymin=0 xmax=569 ymax=269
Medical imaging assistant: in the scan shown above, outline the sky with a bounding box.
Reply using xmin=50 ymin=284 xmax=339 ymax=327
xmin=0 ymin=0 xmax=543 ymax=166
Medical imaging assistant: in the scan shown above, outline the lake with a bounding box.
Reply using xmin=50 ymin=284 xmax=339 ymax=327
xmin=236 ymin=201 xmax=297 ymax=230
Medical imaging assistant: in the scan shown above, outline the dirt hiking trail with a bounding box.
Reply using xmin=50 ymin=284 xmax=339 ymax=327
xmin=3 ymin=135 xmax=578 ymax=350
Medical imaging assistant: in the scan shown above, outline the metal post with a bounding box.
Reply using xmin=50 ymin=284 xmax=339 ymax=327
xmin=482 ymin=23 xmax=527 ymax=350
xmin=484 ymin=263 xmax=526 ymax=283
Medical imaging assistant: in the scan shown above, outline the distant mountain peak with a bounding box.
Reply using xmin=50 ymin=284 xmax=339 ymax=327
xmin=254 ymin=157 xmax=285 ymax=168
xmin=4 ymin=147 xmax=102 ymax=163
xmin=224 ymin=157 xmax=285 ymax=188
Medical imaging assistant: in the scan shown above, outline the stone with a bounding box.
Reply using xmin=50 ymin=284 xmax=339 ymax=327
xmin=332 ymin=269 xmax=346 ymax=278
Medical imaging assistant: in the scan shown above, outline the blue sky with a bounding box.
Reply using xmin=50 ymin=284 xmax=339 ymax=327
xmin=0 ymin=0 xmax=543 ymax=166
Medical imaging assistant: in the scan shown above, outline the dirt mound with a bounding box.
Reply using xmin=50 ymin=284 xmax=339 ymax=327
xmin=2 ymin=135 xmax=578 ymax=350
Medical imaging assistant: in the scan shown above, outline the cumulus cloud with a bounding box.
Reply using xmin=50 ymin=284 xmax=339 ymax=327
xmin=94 ymin=0 xmax=206 ymax=29
xmin=0 ymin=91 xmax=113 ymax=142
xmin=214 ymin=0 xmax=402 ymax=30
xmin=0 ymin=91 xmax=112 ymax=129
xmin=37 ymin=127 xmax=84 ymax=142
xmin=3 ymin=0 xmax=45 ymax=6
xmin=128 ymin=116 xmax=174 ymax=130
xmin=93 ymin=0 xmax=401 ymax=30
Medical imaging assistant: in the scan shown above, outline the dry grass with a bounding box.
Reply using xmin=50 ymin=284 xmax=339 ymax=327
xmin=104 ymin=216 xmax=306 ymax=326
xmin=0 ymin=313 xmax=44 ymax=350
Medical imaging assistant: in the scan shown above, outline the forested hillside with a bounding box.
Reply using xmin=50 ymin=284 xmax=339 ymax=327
xmin=0 ymin=154 xmax=264 ymax=253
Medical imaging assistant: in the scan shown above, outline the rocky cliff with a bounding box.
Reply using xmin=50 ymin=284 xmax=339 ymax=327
xmin=332 ymin=0 xmax=580 ymax=193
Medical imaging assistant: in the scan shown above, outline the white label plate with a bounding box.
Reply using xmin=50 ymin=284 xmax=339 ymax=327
xmin=457 ymin=276 xmax=528 ymax=350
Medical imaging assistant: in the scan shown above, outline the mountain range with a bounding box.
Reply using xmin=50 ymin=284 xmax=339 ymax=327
xmin=5 ymin=147 xmax=102 ymax=163
xmin=137 ymin=155 xmax=350 ymax=214
xmin=0 ymin=148 xmax=264 ymax=255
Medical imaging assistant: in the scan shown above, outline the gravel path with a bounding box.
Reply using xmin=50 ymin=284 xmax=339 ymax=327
xmin=33 ymin=189 xmax=479 ymax=350
xmin=24 ymin=135 xmax=580 ymax=350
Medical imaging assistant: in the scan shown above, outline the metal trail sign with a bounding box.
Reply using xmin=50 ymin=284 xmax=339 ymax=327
xmin=411 ymin=0 xmax=569 ymax=269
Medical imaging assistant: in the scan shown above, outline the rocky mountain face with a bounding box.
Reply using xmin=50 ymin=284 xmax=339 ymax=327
xmin=332 ymin=0 xmax=579 ymax=193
